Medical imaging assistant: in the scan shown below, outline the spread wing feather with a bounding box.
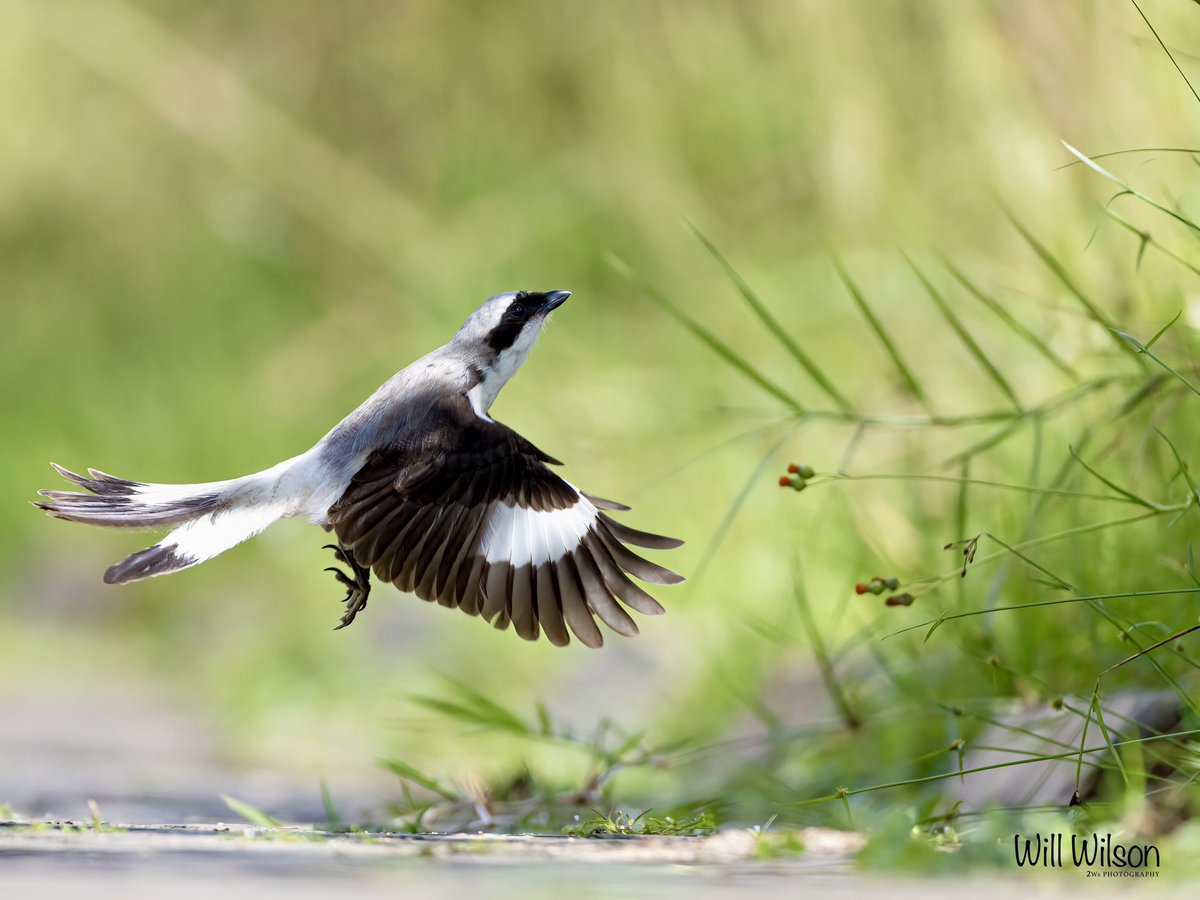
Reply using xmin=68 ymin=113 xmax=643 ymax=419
xmin=327 ymin=395 xmax=682 ymax=647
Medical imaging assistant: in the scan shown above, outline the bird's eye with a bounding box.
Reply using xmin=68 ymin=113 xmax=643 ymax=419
xmin=510 ymin=303 xmax=525 ymax=317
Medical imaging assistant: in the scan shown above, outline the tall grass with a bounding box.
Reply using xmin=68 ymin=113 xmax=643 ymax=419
xmin=380 ymin=6 xmax=1200 ymax=843
xmin=386 ymin=192 xmax=1200 ymax=836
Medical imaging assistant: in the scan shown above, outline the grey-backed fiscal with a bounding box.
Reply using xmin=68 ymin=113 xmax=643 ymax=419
xmin=35 ymin=291 xmax=684 ymax=647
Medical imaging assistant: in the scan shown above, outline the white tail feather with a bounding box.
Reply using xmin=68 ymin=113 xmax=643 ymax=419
xmin=38 ymin=453 xmax=328 ymax=584
xmin=103 ymin=499 xmax=293 ymax=584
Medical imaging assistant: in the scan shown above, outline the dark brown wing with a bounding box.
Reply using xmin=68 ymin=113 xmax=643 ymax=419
xmin=326 ymin=397 xmax=683 ymax=647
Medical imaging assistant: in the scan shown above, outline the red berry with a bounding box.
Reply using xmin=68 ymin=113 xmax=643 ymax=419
xmin=855 ymin=583 xmax=868 ymax=595
xmin=787 ymin=463 xmax=800 ymax=474
xmin=778 ymin=476 xmax=792 ymax=487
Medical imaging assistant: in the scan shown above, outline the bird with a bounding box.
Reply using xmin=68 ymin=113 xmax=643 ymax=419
xmin=35 ymin=290 xmax=684 ymax=647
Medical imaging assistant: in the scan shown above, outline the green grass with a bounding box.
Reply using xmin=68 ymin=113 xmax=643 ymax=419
xmin=5 ymin=0 xmax=1200 ymax=870
xmin=601 ymin=105 xmax=1200 ymax=849
xmin=562 ymin=808 xmax=717 ymax=838
xmin=377 ymin=30 xmax=1200 ymax=844
xmin=221 ymin=795 xmax=285 ymax=829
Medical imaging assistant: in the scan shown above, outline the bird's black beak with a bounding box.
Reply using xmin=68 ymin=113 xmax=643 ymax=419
xmin=539 ymin=290 xmax=571 ymax=313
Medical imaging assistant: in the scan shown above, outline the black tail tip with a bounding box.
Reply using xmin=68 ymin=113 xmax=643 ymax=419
xmin=104 ymin=544 xmax=197 ymax=584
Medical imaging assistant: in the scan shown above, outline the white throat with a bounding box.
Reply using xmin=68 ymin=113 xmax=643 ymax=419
xmin=467 ymin=341 xmax=532 ymax=420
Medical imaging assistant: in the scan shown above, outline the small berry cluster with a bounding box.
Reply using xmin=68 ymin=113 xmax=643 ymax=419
xmin=778 ymin=462 xmax=815 ymax=491
xmin=855 ymin=576 xmax=899 ymax=595
xmin=855 ymin=576 xmax=914 ymax=607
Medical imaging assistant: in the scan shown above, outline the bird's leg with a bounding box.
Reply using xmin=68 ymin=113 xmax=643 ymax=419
xmin=323 ymin=543 xmax=371 ymax=629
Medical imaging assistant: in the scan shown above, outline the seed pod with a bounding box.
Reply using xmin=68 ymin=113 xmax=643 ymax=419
xmin=797 ymin=464 xmax=815 ymax=479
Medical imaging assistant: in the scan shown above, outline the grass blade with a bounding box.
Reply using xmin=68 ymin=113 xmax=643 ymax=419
xmin=1102 ymin=205 xmax=1200 ymax=277
xmin=1111 ymin=328 xmax=1200 ymax=399
xmin=414 ymin=674 xmax=533 ymax=736
xmin=378 ymin=759 xmax=461 ymax=801
xmin=1068 ymin=445 xmax=1158 ymax=510
xmin=832 ymin=256 xmax=934 ymax=413
xmin=978 ymin=532 xmax=1076 ymax=592
xmin=319 ymin=780 xmax=341 ymax=829
xmin=1007 ymin=208 xmax=1145 ymax=363
xmin=887 ymin=586 xmax=1200 ymax=640
xmin=788 ymin=727 xmax=1200 ymax=807
xmin=1060 ymin=142 xmax=1200 ymax=236
xmin=690 ymin=433 xmax=790 ymax=585
xmin=1118 ymin=209 xmax=1200 ymax=276
xmin=1130 ymin=0 xmax=1200 ymax=109
xmin=1155 ymin=427 xmax=1200 ymax=508
xmin=221 ymin=795 xmax=283 ymax=828
xmin=943 ymin=261 xmax=1078 ymax=380
xmin=1143 ymin=309 xmax=1182 ymax=350
xmin=943 ymin=416 xmax=1025 ymax=467
xmin=689 ymin=225 xmax=853 ymax=412
xmin=609 ymin=254 xmax=805 ymax=415
xmin=793 ymin=560 xmax=860 ymax=729
xmin=1056 ymin=146 xmax=1200 ymax=170
xmin=906 ymin=257 xmax=1023 ymax=411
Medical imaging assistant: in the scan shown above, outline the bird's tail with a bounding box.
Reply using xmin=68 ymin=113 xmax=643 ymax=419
xmin=36 ymin=459 xmax=304 ymax=584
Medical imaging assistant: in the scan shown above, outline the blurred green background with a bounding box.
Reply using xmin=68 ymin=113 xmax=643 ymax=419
xmin=5 ymin=0 xmax=1200 ymax=826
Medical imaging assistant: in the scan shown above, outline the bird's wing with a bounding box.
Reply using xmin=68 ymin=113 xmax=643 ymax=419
xmin=327 ymin=397 xmax=683 ymax=647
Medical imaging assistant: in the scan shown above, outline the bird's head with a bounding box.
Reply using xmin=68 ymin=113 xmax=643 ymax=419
xmin=453 ymin=290 xmax=571 ymax=414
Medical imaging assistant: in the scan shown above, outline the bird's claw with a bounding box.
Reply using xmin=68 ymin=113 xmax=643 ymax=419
xmin=323 ymin=566 xmax=356 ymax=589
xmin=323 ymin=544 xmax=370 ymax=629
xmin=322 ymin=543 xmax=348 ymax=564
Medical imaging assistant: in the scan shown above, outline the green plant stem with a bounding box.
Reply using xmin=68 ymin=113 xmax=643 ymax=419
xmin=789 ymin=727 xmax=1200 ymax=808
xmin=887 ymin=587 xmax=1200 ymax=640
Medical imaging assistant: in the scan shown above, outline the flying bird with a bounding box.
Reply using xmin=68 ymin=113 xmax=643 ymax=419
xmin=35 ymin=290 xmax=683 ymax=647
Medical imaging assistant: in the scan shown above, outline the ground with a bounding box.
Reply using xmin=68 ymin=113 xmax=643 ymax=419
xmin=3 ymin=679 xmax=1190 ymax=897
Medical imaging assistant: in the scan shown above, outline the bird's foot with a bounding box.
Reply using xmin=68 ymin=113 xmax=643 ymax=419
xmin=323 ymin=543 xmax=371 ymax=629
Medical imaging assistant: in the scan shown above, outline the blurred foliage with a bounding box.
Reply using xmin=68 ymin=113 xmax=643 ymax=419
xmin=5 ymin=0 xmax=1200 ymax=848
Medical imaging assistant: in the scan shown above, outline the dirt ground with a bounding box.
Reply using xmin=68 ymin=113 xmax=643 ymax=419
xmin=2 ymin=677 xmax=1187 ymax=897
xmin=0 ymin=824 xmax=861 ymax=897
xmin=2 ymin=823 xmax=1186 ymax=899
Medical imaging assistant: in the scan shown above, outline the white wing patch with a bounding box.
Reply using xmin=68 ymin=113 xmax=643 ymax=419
xmin=482 ymin=497 xmax=598 ymax=566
